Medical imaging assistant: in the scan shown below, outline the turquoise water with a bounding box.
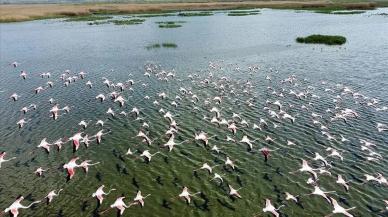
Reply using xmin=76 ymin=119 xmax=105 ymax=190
xmin=0 ymin=8 xmax=388 ymax=217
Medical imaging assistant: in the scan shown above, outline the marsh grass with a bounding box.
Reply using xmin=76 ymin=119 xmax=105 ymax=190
xmin=158 ymin=24 xmax=182 ymax=28
xmin=146 ymin=43 xmax=178 ymax=50
xmin=227 ymin=11 xmax=260 ymax=16
xmin=110 ymin=19 xmax=145 ymax=25
xmin=136 ymin=13 xmax=176 ymax=18
xmin=162 ymin=43 xmax=178 ymax=48
xmin=156 ymin=21 xmax=186 ymax=28
xmin=296 ymin=34 xmax=346 ymax=45
xmin=65 ymin=15 xmax=112 ymax=22
xmin=178 ymin=12 xmax=213 ymax=16
xmin=330 ymin=10 xmax=365 ymax=14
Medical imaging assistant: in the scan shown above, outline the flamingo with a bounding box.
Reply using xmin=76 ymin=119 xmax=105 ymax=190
xmin=0 ymin=152 xmax=16 ymax=168
xmin=4 ymin=196 xmax=41 ymax=217
xmin=210 ymin=173 xmax=224 ymax=183
xmin=34 ymin=167 xmax=46 ymax=177
xmin=178 ymin=187 xmax=201 ymax=204
xmin=305 ymin=186 xmax=336 ymax=203
xmin=79 ymin=160 xmax=100 ymax=173
xmin=45 ymin=189 xmax=63 ymax=204
xmin=290 ymin=159 xmax=318 ymax=180
xmin=336 ymin=174 xmax=350 ymax=191
xmin=92 ymin=185 xmax=116 ymax=205
xmin=37 ymin=138 xmax=52 ymax=153
xmin=325 ymin=197 xmax=356 ymax=217
xmin=262 ymin=199 xmax=284 ymax=217
xmin=63 ymin=157 xmax=80 ymax=180
xmin=285 ymin=192 xmax=298 ymax=203
xmin=10 ymin=93 xmax=20 ymax=101
xmin=194 ymin=163 xmax=217 ymax=174
xmin=228 ymin=185 xmax=242 ymax=198
xmin=110 ymin=197 xmax=130 ymax=216
xmin=132 ymin=191 xmax=151 ymax=207
xmin=68 ymin=132 xmax=84 ymax=151
xmin=225 ymin=157 xmax=236 ymax=170
xmin=140 ymin=150 xmax=160 ymax=162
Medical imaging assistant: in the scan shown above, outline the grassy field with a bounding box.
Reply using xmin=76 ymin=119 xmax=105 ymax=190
xmin=0 ymin=1 xmax=385 ymax=23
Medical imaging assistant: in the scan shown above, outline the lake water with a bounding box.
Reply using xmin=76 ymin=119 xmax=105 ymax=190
xmin=0 ymin=8 xmax=388 ymax=217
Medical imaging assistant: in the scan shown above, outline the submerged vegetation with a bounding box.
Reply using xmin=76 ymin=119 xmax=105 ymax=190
xmin=227 ymin=10 xmax=260 ymax=16
xmin=296 ymin=34 xmax=347 ymax=45
xmin=146 ymin=43 xmax=178 ymax=50
xmin=178 ymin=12 xmax=213 ymax=17
xmin=65 ymin=15 xmax=112 ymax=22
xmin=329 ymin=11 xmax=365 ymax=14
xmin=136 ymin=13 xmax=175 ymax=18
xmin=110 ymin=19 xmax=145 ymax=25
xmin=156 ymin=21 xmax=186 ymax=28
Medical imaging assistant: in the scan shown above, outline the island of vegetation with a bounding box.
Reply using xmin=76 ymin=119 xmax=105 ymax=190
xmin=146 ymin=43 xmax=178 ymax=50
xmin=296 ymin=34 xmax=347 ymax=45
xmin=156 ymin=21 xmax=186 ymax=28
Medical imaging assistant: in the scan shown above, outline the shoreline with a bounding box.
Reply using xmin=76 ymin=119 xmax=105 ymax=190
xmin=0 ymin=1 xmax=381 ymax=23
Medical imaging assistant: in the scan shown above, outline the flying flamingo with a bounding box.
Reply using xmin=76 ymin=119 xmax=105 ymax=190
xmin=45 ymin=189 xmax=63 ymax=204
xmin=79 ymin=160 xmax=100 ymax=173
xmin=37 ymin=138 xmax=52 ymax=153
xmin=63 ymin=157 xmax=80 ymax=180
xmin=259 ymin=147 xmax=279 ymax=162
xmin=92 ymin=185 xmax=116 ymax=205
xmin=34 ymin=167 xmax=46 ymax=177
xmin=140 ymin=150 xmax=160 ymax=162
xmin=290 ymin=159 xmax=318 ymax=180
xmin=262 ymin=199 xmax=284 ymax=217
xmin=68 ymin=132 xmax=84 ymax=151
xmin=10 ymin=93 xmax=20 ymax=101
xmin=210 ymin=173 xmax=224 ymax=183
xmin=0 ymin=152 xmax=16 ymax=168
xmin=336 ymin=174 xmax=350 ymax=191
xmin=178 ymin=187 xmax=201 ymax=204
xmin=285 ymin=192 xmax=298 ymax=203
xmin=93 ymin=130 xmax=109 ymax=144
xmin=4 ymin=196 xmax=41 ymax=217
xmin=228 ymin=185 xmax=242 ymax=198
xmin=325 ymin=197 xmax=356 ymax=217
xmin=304 ymin=186 xmax=336 ymax=204
xmin=132 ymin=191 xmax=151 ymax=207
xmin=194 ymin=163 xmax=217 ymax=174
xmin=109 ymin=197 xmax=130 ymax=216
xmin=225 ymin=157 xmax=236 ymax=170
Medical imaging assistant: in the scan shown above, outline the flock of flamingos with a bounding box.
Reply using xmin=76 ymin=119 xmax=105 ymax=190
xmin=0 ymin=60 xmax=387 ymax=217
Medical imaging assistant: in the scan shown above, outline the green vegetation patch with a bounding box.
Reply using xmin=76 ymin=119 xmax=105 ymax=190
xmin=228 ymin=12 xmax=260 ymax=16
xmin=110 ymin=19 xmax=145 ymax=25
xmin=136 ymin=13 xmax=176 ymax=18
xmin=156 ymin=21 xmax=186 ymax=28
xmin=65 ymin=15 xmax=113 ymax=22
xmin=227 ymin=10 xmax=260 ymax=16
xmin=162 ymin=43 xmax=178 ymax=48
xmin=146 ymin=43 xmax=178 ymax=50
xmin=296 ymin=34 xmax=346 ymax=45
xmin=178 ymin=12 xmax=213 ymax=17
xmin=330 ymin=11 xmax=365 ymax=15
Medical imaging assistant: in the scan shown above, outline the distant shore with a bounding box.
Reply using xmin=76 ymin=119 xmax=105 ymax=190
xmin=0 ymin=1 xmax=381 ymax=23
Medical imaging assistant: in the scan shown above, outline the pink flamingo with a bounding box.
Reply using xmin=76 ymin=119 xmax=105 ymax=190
xmin=63 ymin=157 xmax=80 ymax=180
xmin=4 ymin=196 xmax=41 ymax=217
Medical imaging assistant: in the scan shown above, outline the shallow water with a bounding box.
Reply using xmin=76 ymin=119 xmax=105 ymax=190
xmin=0 ymin=8 xmax=388 ymax=217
